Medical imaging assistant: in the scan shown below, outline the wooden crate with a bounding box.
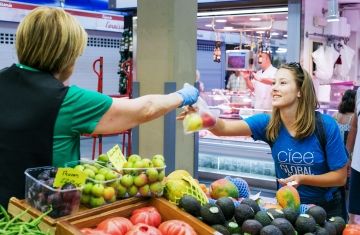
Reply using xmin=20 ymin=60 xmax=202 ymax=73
xmin=56 ymin=197 xmax=217 ymax=235
xmin=7 ymin=197 xmax=144 ymax=235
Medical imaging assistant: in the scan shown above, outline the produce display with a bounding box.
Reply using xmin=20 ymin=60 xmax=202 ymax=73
xmin=0 ymin=204 xmax=52 ymax=234
xmin=25 ymin=166 xmax=81 ymax=218
xmin=97 ymin=154 xmax=166 ymax=198
xmin=65 ymin=160 xmax=121 ymax=208
xmin=173 ymin=175 xmax=348 ymax=235
xmin=79 ymin=206 xmax=197 ymax=235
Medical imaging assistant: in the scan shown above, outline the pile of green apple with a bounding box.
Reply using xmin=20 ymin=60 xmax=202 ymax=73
xmin=98 ymin=154 xmax=166 ymax=199
xmin=70 ymin=162 xmax=121 ymax=208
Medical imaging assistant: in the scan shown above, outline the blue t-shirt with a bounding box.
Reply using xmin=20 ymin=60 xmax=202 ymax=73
xmin=245 ymin=113 xmax=348 ymax=204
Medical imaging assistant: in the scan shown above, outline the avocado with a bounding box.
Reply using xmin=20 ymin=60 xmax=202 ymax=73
xmin=271 ymin=218 xmax=296 ymax=235
xmin=306 ymin=206 xmax=327 ymax=226
xmin=212 ymin=224 xmax=230 ymax=235
xmin=328 ymin=216 xmax=346 ymax=235
xmin=282 ymin=207 xmax=299 ymax=225
xmin=241 ymin=219 xmax=263 ymax=235
xmin=295 ymin=214 xmax=316 ymax=234
xmin=315 ymin=226 xmax=330 ymax=235
xmin=260 ymin=225 xmax=283 ymax=235
xmin=241 ymin=198 xmax=261 ymax=213
xmin=266 ymin=208 xmax=285 ymax=219
xmin=234 ymin=204 xmax=255 ymax=226
xmin=201 ymin=203 xmax=226 ymax=225
xmin=225 ymin=221 xmax=241 ymax=234
xmin=323 ymin=221 xmax=337 ymax=235
xmin=179 ymin=195 xmax=201 ymax=217
xmin=255 ymin=211 xmax=273 ymax=226
xmin=216 ymin=197 xmax=235 ymax=220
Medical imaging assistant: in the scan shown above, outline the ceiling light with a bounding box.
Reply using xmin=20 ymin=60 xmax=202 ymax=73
xmin=249 ymin=17 xmax=261 ymax=21
xmin=256 ymin=31 xmax=265 ymax=34
xmin=326 ymin=0 xmax=340 ymax=22
xmin=197 ymin=7 xmax=288 ymax=17
xmin=271 ymin=32 xmax=279 ymax=36
xmin=224 ymin=26 xmax=234 ymax=30
xmin=215 ymin=19 xmax=227 ymax=23
xmin=205 ymin=24 xmax=213 ymax=27
xmin=283 ymin=34 xmax=288 ymax=38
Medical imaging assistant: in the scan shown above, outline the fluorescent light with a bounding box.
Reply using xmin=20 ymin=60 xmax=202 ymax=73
xmin=215 ymin=19 xmax=227 ymax=23
xmin=249 ymin=17 xmax=261 ymax=21
xmin=256 ymin=31 xmax=265 ymax=34
xmin=205 ymin=24 xmax=213 ymax=27
xmin=283 ymin=34 xmax=288 ymax=38
xmin=197 ymin=7 xmax=288 ymax=17
xmin=224 ymin=26 xmax=234 ymax=30
xmin=271 ymin=32 xmax=279 ymax=36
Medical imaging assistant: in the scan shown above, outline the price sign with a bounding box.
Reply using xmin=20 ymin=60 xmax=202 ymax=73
xmin=53 ymin=168 xmax=87 ymax=188
xmin=107 ymin=144 xmax=127 ymax=171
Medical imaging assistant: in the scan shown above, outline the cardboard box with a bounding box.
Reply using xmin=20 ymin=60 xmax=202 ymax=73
xmin=56 ymin=197 xmax=216 ymax=235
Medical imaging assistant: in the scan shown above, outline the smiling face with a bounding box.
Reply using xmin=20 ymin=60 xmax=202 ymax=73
xmin=271 ymin=68 xmax=301 ymax=109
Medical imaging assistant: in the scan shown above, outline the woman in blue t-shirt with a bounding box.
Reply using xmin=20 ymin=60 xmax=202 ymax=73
xmin=180 ymin=63 xmax=348 ymax=219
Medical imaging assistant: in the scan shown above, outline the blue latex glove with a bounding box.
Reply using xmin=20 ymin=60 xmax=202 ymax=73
xmin=176 ymin=83 xmax=199 ymax=107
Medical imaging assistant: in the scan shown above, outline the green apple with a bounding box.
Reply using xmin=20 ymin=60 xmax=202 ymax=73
xmin=95 ymin=173 xmax=106 ymax=182
xmin=133 ymin=173 xmax=148 ymax=187
xmin=151 ymin=154 xmax=165 ymax=162
xmin=128 ymin=154 xmax=142 ymax=163
xmin=120 ymin=174 xmax=133 ymax=187
xmin=158 ymin=170 xmax=165 ymax=181
xmin=146 ymin=168 xmax=159 ymax=183
xmin=127 ymin=185 xmax=138 ymax=197
xmin=90 ymin=196 xmax=105 ymax=208
xmin=74 ymin=165 xmax=85 ymax=171
xmin=184 ymin=113 xmax=203 ymax=132
xmin=152 ymin=158 xmax=165 ymax=168
xmin=123 ymin=161 xmax=133 ymax=174
xmin=117 ymin=184 xmax=127 ymax=198
xmin=84 ymin=165 xmax=99 ymax=174
xmin=98 ymin=168 xmax=110 ymax=176
xmin=103 ymin=186 xmax=116 ymax=201
xmin=139 ymin=185 xmax=150 ymax=197
xmin=83 ymin=168 xmax=95 ymax=179
xmin=141 ymin=158 xmax=153 ymax=168
xmin=83 ymin=182 xmax=93 ymax=194
xmin=105 ymin=170 xmax=118 ymax=181
xmin=133 ymin=160 xmax=146 ymax=169
xmin=97 ymin=153 xmax=109 ymax=163
xmin=91 ymin=183 xmax=104 ymax=197
xmin=80 ymin=194 xmax=90 ymax=204
xmin=149 ymin=182 xmax=163 ymax=196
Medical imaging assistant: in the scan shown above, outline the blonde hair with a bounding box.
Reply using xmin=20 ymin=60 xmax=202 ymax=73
xmin=266 ymin=63 xmax=319 ymax=141
xmin=16 ymin=7 xmax=87 ymax=74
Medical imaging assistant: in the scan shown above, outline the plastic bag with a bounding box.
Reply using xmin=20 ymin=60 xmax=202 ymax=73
xmin=183 ymin=97 xmax=217 ymax=134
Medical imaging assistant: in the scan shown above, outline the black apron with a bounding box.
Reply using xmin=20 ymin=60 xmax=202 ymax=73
xmin=0 ymin=64 xmax=68 ymax=206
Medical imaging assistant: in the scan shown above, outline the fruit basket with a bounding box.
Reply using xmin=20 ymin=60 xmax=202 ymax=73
xmin=56 ymin=197 xmax=215 ymax=235
xmin=25 ymin=166 xmax=82 ymax=218
xmin=64 ymin=159 xmax=122 ymax=208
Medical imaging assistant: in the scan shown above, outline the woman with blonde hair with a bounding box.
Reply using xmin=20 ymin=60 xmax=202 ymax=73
xmin=180 ymin=63 xmax=348 ymax=219
xmin=0 ymin=7 xmax=198 ymax=206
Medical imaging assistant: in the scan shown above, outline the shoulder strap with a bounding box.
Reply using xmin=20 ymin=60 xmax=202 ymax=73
xmin=315 ymin=111 xmax=327 ymax=156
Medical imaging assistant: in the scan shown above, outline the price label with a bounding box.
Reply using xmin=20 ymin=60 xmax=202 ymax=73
xmin=107 ymin=144 xmax=127 ymax=171
xmin=53 ymin=168 xmax=87 ymax=188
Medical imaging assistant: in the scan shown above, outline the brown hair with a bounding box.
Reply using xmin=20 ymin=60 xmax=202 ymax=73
xmin=16 ymin=7 xmax=87 ymax=74
xmin=266 ymin=63 xmax=319 ymax=141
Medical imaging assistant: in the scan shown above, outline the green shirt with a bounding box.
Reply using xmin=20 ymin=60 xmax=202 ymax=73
xmin=52 ymin=86 xmax=112 ymax=166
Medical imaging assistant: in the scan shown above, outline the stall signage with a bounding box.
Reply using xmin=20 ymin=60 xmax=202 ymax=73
xmin=107 ymin=144 xmax=127 ymax=171
xmin=0 ymin=0 xmax=124 ymax=32
xmin=53 ymin=168 xmax=87 ymax=188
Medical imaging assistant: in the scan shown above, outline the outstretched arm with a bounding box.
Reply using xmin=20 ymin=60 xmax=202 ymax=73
xmin=94 ymin=84 xmax=199 ymax=134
